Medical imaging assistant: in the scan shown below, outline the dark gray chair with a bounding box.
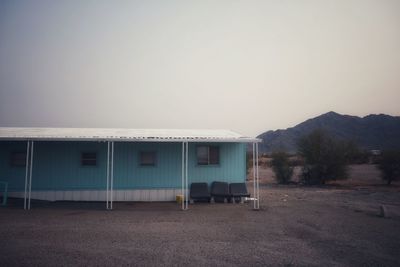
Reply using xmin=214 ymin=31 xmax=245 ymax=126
xmin=210 ymin=181 xmax=230 ymax=203
xmin=229 ymin=183 xmax=250 ymax=203
xmin=190 ymin=183 xmax=211 ymax=203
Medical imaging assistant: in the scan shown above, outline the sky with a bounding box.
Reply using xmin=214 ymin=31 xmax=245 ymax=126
xmin=0 ymin=0 xmax=399 ymax=137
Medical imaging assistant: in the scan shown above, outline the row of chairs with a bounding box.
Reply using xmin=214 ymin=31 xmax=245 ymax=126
xmin=190 ymin=181 xmax=250 ymax=204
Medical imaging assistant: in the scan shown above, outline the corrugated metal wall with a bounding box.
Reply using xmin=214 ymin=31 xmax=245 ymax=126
xmin=0 ymin=141 xmax=246 ymax=192
xmin=187 ymin=143 xmax=247 ymax=184
xmin=0 ymin=141 xmax=27 ymax=190
xmin=7 ymin=189 xmax=184 ymax=202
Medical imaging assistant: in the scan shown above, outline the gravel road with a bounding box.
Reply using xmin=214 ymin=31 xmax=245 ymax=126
xmin=1 ymin=181 xmax=400 ymax=266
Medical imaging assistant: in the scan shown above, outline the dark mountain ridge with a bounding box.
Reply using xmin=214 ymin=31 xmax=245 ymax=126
xmin=257 ymin=111 xmax=400 ymax=153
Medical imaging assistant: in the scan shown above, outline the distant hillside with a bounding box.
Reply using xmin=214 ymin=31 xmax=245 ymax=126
xmin=257 ymin=111 xmax=400 ymax=153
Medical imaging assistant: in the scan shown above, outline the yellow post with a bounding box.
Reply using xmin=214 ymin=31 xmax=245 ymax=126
xmin=176 ymin=195 xmax=184 ymax=204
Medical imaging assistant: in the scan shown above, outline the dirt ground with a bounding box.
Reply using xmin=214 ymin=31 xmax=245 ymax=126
xmin=1 ymin=164 xmax=400 ymax=266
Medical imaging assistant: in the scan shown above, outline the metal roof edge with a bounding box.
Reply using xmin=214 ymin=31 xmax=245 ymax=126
xmin=0 ymin=127 xmax=261 ymax=143
xmin=0 ymin=137 xmax=262 ymax=143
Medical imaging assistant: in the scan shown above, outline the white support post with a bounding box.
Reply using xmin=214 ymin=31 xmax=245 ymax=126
xmin=24 ymin=141 xmax=30 ymax=210
xmin=256 ymin=142 xmax=260 ymax=210
xmin=28 ymin=141 xmax=34 ymax=210
xmin=106 ymin=141 xmax=110 ymax=210
xmin=181 ymin=142 xmax=185 ymax=210
xmin=185 ymin=142 xmax=189 ymax=210
xmin=253 ymin=143 xmax=256 ymax=209
xmin=180 ymin=142 xmax=189 ymax=211
xmin=110 ymin=141 xmax=114 ymax=210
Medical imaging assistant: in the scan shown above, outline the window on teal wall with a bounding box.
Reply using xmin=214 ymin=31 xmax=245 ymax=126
xmin=197 ymin=146 xmax=220 ymax=165
xmin=81 ymin=152 xmax=97 ymax=166
xmin=10 ymin=152 xmax=27 ymax=167
xmin=140 ymin=151 xmax=156 ymax=166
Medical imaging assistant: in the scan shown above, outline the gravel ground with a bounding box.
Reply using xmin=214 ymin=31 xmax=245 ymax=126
xmin=1 ymin=165 xmax=400 ymax=266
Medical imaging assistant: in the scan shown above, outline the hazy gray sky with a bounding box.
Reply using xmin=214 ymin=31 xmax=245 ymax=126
xmin=1 ymin=0 xmax=399 ymax=136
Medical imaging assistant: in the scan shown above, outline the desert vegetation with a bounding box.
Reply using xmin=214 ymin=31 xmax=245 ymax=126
xmin=296 ymin=129 xmax=358 ymax=185
xmin=251 ymin=129 xmax=399 ymax=187
xmin=266 ymin=129 xmax=373 ymax=185
xmin=377 ymin=150 xmax=400 ymax=185
xmin=270 ymin=151 xmax=293 ymax=184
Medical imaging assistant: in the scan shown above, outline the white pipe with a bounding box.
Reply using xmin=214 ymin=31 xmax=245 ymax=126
xmin=110 ymin=141 xmax=114 ymax=210
xmin=24 ymin=141 xmax=30 ymax=210
xmin=106 ymin=142 xmax=110 ymax=209
xmin=181 ymin=142 xmax=184 ymax=210
xmin=256 ymin=142 xmax=260 ymax=209
xmin=28 ymin=141 xmax=34 ymax=210
xmin=185 ymin=142 xmax=189 ymax=210
xmin=253 ymin=142 xmax=256 ymax=210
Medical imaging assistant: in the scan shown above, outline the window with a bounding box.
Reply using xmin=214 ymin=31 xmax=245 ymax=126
xmin=81 ymin=152 xmax=97 ymax=166
xmin=197 ymin=146 xmax=220 ymax=165
xmin=140 ymin=151 xmax=156 ymax=166
xmin=10 ymin=152 xmax=27 ymax=167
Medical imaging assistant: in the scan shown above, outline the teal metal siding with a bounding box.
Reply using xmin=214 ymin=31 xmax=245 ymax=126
xmin=0 ymin=141 xmax=27 ymax=191
xmin=0 ymin=141 xmax=107 ymax=191
xmin=114 ymin=142 xmax=182 ymax=189
xmin=187 ymin=143 xmax=247 ymax=185
xmin=33 ymin=142 xmax=108 ymax=190
xmin=0 ymin=141 xmax=247 ymax=191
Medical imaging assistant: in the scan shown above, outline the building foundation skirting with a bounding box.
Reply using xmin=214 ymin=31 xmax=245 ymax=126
xmin=3 ymin=189 xmax=184 ymax=202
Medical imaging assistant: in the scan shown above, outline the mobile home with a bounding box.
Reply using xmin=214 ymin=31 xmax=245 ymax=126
xmin=0 ymin=128 xmax=261 ymax=210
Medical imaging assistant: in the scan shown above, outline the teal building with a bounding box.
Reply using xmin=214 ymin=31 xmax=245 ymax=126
xmin=0 ymin=128 xmax=261 ymax=209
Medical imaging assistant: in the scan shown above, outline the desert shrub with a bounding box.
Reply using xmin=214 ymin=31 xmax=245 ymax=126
xmin=289 ymin=156 xmax=304 ymax=167
xmin=344 ymin=143 xmax=370 ymax=164
xmin=377 ymin=150 xmax=400 ymax=185
xmin=297 ymin=129 xmax=354 ymax=185
xmin=351 ymin=149 xmax=371 ymax=164
xmin=270 ymin=151 xmax=293 ymax=184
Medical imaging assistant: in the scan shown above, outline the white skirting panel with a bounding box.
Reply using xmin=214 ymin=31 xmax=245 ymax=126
xmin=5 ymin=189 xmax=185 ymax=202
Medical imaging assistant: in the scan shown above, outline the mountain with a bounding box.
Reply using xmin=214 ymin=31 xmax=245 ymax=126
xmin=257 ymin=111 xmax=400 ymax=153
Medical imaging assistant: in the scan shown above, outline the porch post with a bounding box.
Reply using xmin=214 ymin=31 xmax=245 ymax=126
xmin=185 ymin=141 xmax=189 ymax=210
xmin=256 ymin=142 xmax=260 ymax=210
xmin=181 ymin=142 xmax=185 ymax=210
xmin=24 ymin=141 xmax=30 ymax=210
xmin=106 ymin=141 xmax=110 ymax=210
xmin=181 ymin=141 xmax=189 ymax=210
xmin=28 ymin=141 xmax=34 ymax=210
xmin=253 ymin=142 xmax=256 ymax=209
xmin=110 ymin=141 xmax=114 ymax=210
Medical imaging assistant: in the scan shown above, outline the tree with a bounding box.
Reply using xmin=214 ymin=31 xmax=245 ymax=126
xmin=297 ymin=129 xmax=354 ymax=185
xmin=345 ymin=141 xmax=370 ymax=164
xmin=270 ymin=151 xmax=293 ymax=184
xmin=378 ymin=150 xmax=400 ymax=185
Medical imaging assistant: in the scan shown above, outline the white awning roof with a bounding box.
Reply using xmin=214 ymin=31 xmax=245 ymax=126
xmin=0 ymin=127 xmax=261 ymax=143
